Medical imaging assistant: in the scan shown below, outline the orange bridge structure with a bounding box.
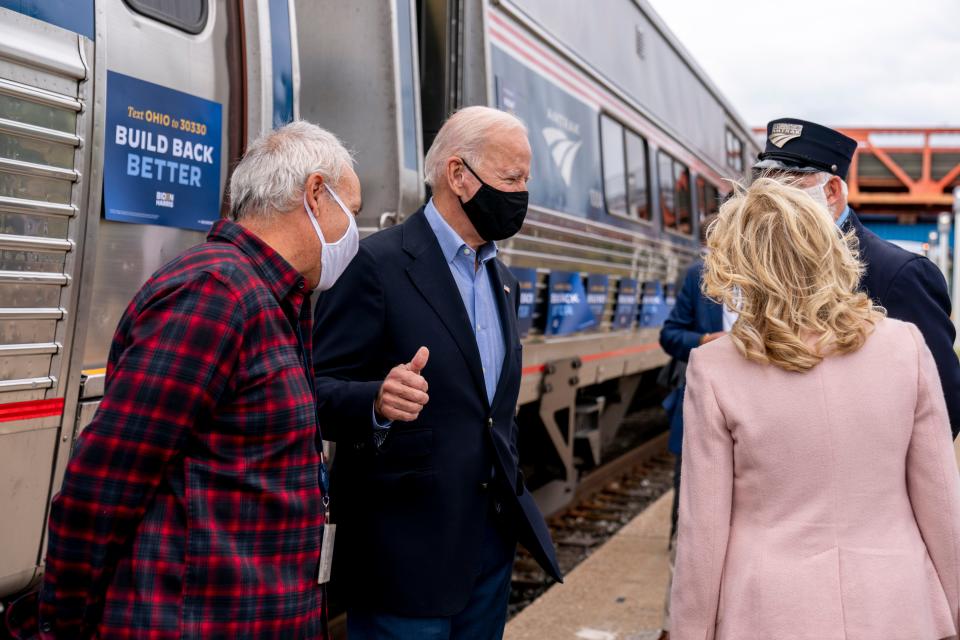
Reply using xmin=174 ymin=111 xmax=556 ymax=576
xmin=753 ymin=127 xmax=960 ymax=222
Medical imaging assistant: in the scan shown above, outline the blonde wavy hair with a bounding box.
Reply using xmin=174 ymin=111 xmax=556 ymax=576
xmin=703 ymin=176 xmax=883 ymax=372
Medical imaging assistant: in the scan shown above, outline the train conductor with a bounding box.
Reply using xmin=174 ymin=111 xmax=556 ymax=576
xmin=755 ymin=117 xmax=960 ymax=438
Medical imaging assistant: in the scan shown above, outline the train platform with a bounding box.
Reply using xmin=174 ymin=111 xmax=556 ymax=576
xmin=505 ymin=491 xmax=674 ymax=640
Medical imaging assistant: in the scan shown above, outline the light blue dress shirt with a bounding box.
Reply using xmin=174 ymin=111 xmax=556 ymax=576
xmin=373 ymin=200 xmax=507 ymax=440
xmin=837 ymin=206 xmax=851 ymax=228
xmin=423 ymin=199 xmax=506 ymax=404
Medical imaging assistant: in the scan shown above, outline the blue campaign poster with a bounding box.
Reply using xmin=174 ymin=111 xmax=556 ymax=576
xmin=586 ymin=274 xmax=609 ymax=328
xmin=546 ymin=271 xmax=596 ymax=336
xmin=104 ymin=71 xmax=223 ymax=231
xmin=613 ymin=278 xmax=638 ymax=329
xmin=639 ymin=281 xmax=669 ymax=327
xmin=664 ymin=282 xmax=678 ymax=312
xmin=510 ymin=267 xmax=538 ymax=337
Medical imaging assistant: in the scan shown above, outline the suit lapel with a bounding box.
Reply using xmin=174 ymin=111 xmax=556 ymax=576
xmin=403 ymin=211 xmax=488 ymax=404
xmin=488 ymin=260 xmax=517 ymax=411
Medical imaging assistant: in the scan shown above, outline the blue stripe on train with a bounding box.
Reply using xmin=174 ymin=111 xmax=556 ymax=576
xmin=0 ymin=0 xmax=94 ymax=40
xmin=268 ymin=0 xmax=294 ymax=128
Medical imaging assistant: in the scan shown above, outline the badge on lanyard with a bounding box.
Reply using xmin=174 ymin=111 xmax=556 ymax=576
xmin=317 ymin=496 xmax=335 ymax=584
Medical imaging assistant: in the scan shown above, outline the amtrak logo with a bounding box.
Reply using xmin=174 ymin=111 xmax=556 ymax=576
xmin=542 ymin=127 xmax=583 ymax=187
xmin=769 ymin=123 xmax=803 ymax=148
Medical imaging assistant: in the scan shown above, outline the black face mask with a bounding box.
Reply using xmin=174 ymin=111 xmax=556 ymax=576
xmin=458 ymin=159 xmax=529 ymax=241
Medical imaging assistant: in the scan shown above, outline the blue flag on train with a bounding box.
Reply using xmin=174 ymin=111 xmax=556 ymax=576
xmin=546 ymin=271 xmax=596 ymax=336
xmin=510 ymin=267 xmax=538 ymax=337
xmin=614 ymin=278 xmax=638 ymax=329
xmin=586 ymin=274 xmax=609 ymax=328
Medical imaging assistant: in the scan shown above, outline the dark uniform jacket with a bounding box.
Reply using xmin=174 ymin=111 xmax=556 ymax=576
xmin=659 ymin=260 xmax=724 ymax=454
xmin=311 ymin=208 xmax=561 ymax=617
xmin=849 ymin=209 xmax=960 ymax=438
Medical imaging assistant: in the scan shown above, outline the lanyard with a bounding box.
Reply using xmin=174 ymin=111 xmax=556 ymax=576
xmin=289 ymin=303 xmax=330 ymax=498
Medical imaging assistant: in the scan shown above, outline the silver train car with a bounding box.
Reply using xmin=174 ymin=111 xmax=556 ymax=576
xmin=297 ymin=0 xmax=759 ymax=512
xmin=0 ymin=0 xmax=758 ymax=601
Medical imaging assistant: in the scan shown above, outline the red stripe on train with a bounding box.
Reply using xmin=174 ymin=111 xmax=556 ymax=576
xmin=0 ymin=397 xmax=65 ymax=423
xmin=522 ymin=342 xmax=663 ymax=376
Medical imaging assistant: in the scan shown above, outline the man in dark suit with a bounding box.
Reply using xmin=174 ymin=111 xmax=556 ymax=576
xmin=755 ymin=118 xmax=960 ymax=439
xmin=312 ymin=106 xmax=561 ymax=639
xmin=660 ymin=259 xmax=726 ymax=474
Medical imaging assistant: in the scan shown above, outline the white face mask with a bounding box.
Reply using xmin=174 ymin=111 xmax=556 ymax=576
xmin=801 ymin=177 xmax=830 ymax=210
xmin=303 ymin=184 xmax=359 ymax=292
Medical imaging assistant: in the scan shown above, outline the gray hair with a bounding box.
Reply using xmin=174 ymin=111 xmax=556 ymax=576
xmin=229 ymin=120 xmax=354 ymax=221
xmin=423 ymin=106 xmax=527 ymax=187
xmin=812 ymin=171 xmax=850 ymax=201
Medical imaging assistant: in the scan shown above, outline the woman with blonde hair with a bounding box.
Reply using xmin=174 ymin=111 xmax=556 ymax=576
xmin=669 ymin=177 xmax=960 ymax=640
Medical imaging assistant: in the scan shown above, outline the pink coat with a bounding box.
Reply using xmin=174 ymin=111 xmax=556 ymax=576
xmin=670 ymin=318 xmax=960 ymax=640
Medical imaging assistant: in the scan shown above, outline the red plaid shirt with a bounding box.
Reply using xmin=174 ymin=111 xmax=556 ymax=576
xmin=32 ymin=221 xmax=327 ymax=639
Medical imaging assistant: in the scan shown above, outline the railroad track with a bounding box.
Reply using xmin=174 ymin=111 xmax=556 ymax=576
xmin=509 ymin=431 xmax=674 ymax=617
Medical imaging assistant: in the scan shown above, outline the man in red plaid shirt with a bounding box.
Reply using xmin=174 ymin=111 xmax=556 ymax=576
xmin=11 ymin=121 xmax=361 ymax=639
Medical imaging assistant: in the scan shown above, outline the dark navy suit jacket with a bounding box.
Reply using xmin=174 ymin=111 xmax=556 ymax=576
xmin=311 ymin=208 xmax=561 ymax=617
xmin=659 ymin=260 xmax=723 ymax=453
xmin=849 ymin=210 xmax=960 ymax=438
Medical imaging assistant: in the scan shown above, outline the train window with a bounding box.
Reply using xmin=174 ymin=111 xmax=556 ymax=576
xmin=725 ymin=128 xmax=744 ymax=172
xmin=658 ymin=150 xmax=692 ymax=235
xmin=674 ymin=161 xmax=692 ymax=234
xmin=600 ymin=115 xmax=628 ymax=217
xmin=657 ymin=151 xmax=675 ymax=229
xmin=696 ymin=176 xmax=720 ymax=233
xmin=625 ymin=130 xmax=650 ymax=221
xmin=124 ymin=0 xmax=208 ymax=34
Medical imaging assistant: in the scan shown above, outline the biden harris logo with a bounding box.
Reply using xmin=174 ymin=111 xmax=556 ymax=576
xmin=155 ymin=191 xmax=175 ymax=208
xmin=542 ymin=108 xmax=583 ymax=187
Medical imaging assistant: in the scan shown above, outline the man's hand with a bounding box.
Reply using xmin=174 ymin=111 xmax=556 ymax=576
xmin=375 ymin=347 xmax=430 ymax=422
xmin=699 ymin=331 xmax=726 ymax=345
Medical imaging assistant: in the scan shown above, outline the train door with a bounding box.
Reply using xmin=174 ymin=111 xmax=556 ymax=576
xmin=0 ymin=0 xmax=295 ymax=600
xmin=295 ymin=0 xmax=424 ymax=231
xmin=416 ymin=0 xmax=489 ymax=153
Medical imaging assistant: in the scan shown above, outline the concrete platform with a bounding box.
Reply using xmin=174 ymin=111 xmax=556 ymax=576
xmin=505 ymin=491 xmax=674 ymax=640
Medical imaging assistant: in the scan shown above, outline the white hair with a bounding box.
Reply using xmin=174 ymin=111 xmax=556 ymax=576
xmin=814 ymin=170 xmax=850 ymax=201
xmin=423 ymin=106 xmax=528 ymax=187
xmin=229 ymin=120 xmax=354 ymax=221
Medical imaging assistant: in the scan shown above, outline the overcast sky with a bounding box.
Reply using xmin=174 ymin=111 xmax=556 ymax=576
xmin=646 ymin=0 xmax=960 ymax=129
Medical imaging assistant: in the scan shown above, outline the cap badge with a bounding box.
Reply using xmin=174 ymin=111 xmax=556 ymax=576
xmin=769 ymin=123 xmax=803 ymax=148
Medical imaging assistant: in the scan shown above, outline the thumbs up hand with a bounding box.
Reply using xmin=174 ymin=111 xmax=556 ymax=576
xmin=375 ymin=347 xmax=430 ymax=422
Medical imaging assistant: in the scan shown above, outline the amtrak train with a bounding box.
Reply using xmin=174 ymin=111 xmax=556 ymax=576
xmin=0 ymin=0 xmax=759 ymax=602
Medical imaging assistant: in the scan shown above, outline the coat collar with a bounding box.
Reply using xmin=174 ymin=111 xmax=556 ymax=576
xmin=401 ymin=208 xmax=517 ymax=409
xmin=208 ymin=219 xmax=306 ymax=304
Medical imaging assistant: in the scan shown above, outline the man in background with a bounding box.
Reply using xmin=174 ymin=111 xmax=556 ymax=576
xmin=757 ymin=118 xmax=960 ymax=438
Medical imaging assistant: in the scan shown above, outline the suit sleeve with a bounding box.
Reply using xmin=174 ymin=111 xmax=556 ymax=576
xmin=904 ymin=323 xmax=960 ymax=630
xmin=884 ymin=258 xmax=960 ymax=438
xmin=670 ymin=350 xmax=733 ymax=640
xmin=312 ymin=243 xmax=386 ymax=444
xmin=660 ymin=264 xmax=705 ymax=362
xmin=38 ymin=273 xmax=243 ymax=638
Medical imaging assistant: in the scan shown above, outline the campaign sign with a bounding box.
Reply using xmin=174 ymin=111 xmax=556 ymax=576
xmin=104 ymin=71 xmax=223 ymax=231
xmin=613 ymin=278 xmax=638 ymax=329
xmin=546 ymin=271 xmax=596 ymax=336
xmin=586 ymin=274 xmax=609 ymax=328
xmin=664 ymin=282 xmax=678 ymax=314
xmin=639 ymin=281 xmax=669 ymax=327
xmin=510 ymin=267 xmax=538 ymax=337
